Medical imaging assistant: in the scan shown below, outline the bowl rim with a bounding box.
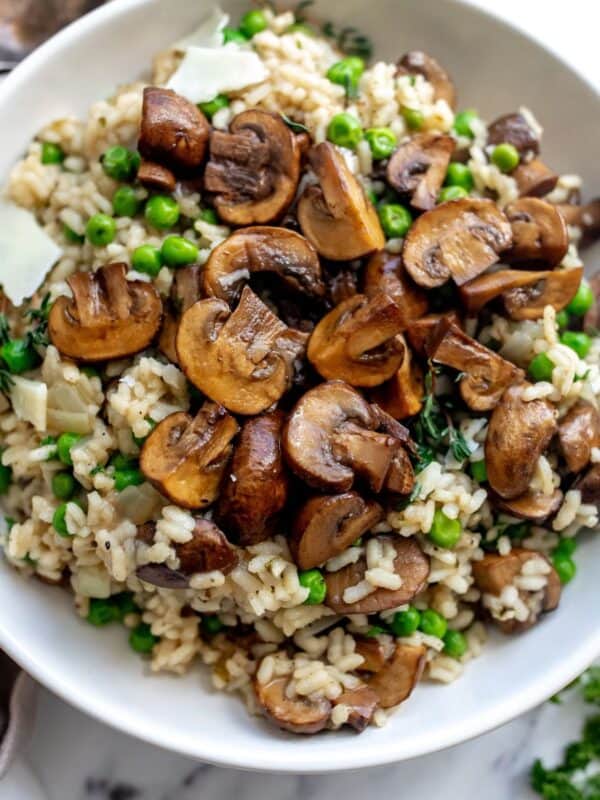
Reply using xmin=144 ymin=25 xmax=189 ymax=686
xmin=1 ymin=0 xmax=599 ymax=772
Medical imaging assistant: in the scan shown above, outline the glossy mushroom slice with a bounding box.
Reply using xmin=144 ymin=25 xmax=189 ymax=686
xmin=371 ymin=336 xmax=424 ymax=420
xmin=202 ymin=226 xmax=324 ymax=304
xmin=584 ymin=273 xmax=600 ymax=332
xmin=297 ymin=142 xmax=385 ymax=260
xmin=254 ymin=676 xmax=331 ymax=735
xmin=502 ymin=266 xmax=583 ymax=321
xmin=459 ymin=268 xmax=557 ymax=314
xmin=397 ymin=51 xmax=456 ymax=108
xmin=140 ymin=402 xmax=239 ymax=508
xmin=363 ymin=251 xmax=428 ymax=329
xmin=574 ymin=464 xmax=600 ymax=506
xmin=512 ymin=159 xmax=558 ymax=198
xmin=485 ymin=383 xmax=557 ymax=500
xmin=386 ymin=133 xmax=455 ymax=212
xmin=216 ymin=411 xmax=289 ymax=546
xmin=557 ymin=199 xmax=600 ymax=247
xmin=333 ymin=687 xmax=379 ymax=732
xmin=158 ymin=264 xmax=203 ymax=364
xmin=487 ymin=112 xmax=540 ymax=158
xmin=402 ymin=198 xmax=512 ymax=288
xmin=504 ymin=198 xmax=568 ymax=267
xmin=289 ymin=493 xmax=383 ymax=570
xmin=558 ymin=399 xmax=600 ymax=474
xmin=307 ymin=293 xmax=406 ymax=387
xmin=354 ymin=638 xmax=389 ymax=673
xmin=204 ymin=109 xmax=300 ymax=225
xmin=137 ymin=159 xmax=176 ymax=193
xmin=48 ymin=262 xmax=162 ymax=362
xmin=491 ymin=489 xmax=563 ymax=523
xmin=368 ymin=643 xmax=426 ymax=708
xmin=325 ymin=537 xmax=430 ymax=615
xmin=176 ymin=286 xmax=308 ymax=415
xmin=427 ymin=318 xmax=523 ymax=411
xmin=405 ymin=311 xmax=462 ymax=357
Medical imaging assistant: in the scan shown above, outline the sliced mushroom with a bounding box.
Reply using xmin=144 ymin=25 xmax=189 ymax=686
xmin=48 ymin=262 xmax=162 ymax=362
xmin=297 ymin=142 xmax=385 ymax=260
xmin=327 ymin=266 xmax=359 ymax=305
xmin=333 ymin=687 xmax=379 ymax=732
xmin=557 ymin=199 xmax=600 ymax=247
xmin=204 ymin=110 xmax=300 ymax=225
xmin=405 ymin=310 xmax=462 ymax=357
xmin=502 ymin=266 xmax=583 ymax=321
xmin=254 ymin=676 xmax=330 ymax=735
xmin=397 ymin=51 xmax=456 ymax=108
xmin=139 ymin=402 xmax=239 ymax=508
xmin=139 ymin=86 xmax=210 ymax=173
xmin=371 ymin=337 xmax=424 ymax=420
xmin=402 ymin=198 xmax=512 ymax=288
xmin=512 ymin=159 xmax=558 ymax=198
xmin=363 ymin=251 xmax=428 ymax=328
xmin=307 ymin=293 xmax=406 ymax=387
xmin=202 ymin=226 xmax=323 ymax=305
xmin=427 ymin=318 xmax=524 ymax=411
xmin=487 ymin=112 xmax=540 ymax=158
xmin=216 ymin=411 xmax=289 ymax=546
xmin=290 ymin=493 xmax=383 ymax=570
xmin=158 ymin=265 xmax=203 ymax=364
xmin=584 ymin=273 xmax=600 ymax=332
xmin=355 ymin=637 xmax=389 ymax=673
xmin=558 ymin=400 xmax=600 ymax=474
xmin=176 ymin=286 xmax=308 ymax=415
xmin=137 ymin=159 xmax=177 ymax=193
xmin=386 ymin=133 xmax=455 ymax=212
xmin=574 ymin=463 xmax=600 ymax=506
xmin=459 ymin=268 xmax=557 ymax=314
xmin=504 ymin=198 xmax=568 ymax=267
xmin=325 ymin=537 xmax=430 ymax=615
xmin=491 ymin=488 xmax=564 ymax=523
xmin=485 ymin=383 xmax=557 ymax=499
xmin=368 ymin=644 xmax=426 ymax=708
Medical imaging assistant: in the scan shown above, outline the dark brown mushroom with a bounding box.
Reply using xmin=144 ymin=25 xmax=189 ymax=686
xmin=327 ymin=267 xmax=359 ymax=306
xmin=254 ymin=676 xmax=331 ymax=735
xmin=158 ymin=264 xmax=203 ymax=364
xmin=204 ymin=110 xmax=300 ymax=225
xmin=402 ymin=198 xmax=512 ymax=288
xmin=368 ymin=644 xmax=426 ymax=708
xmin=487 ymin=112 xmax=540 ymax=158
xmin=386 ymin=133 xmax=455 ymax=212
xmin=427 ymin=318 xmax=523 ymax=411
xmin=216 ymin=411 xmax=289 ymax=546
xmin=558 ymin=400 xmax=600 ymax=474
xmin=371 ymin=338 xmax=424 ymax=420
xmin=355 ymin=637 xmax=389 ymax=673
xmin=397 ymin=51 xmax=456 ymax=108
xmin=557 ymin=199 xmax=600 ymax=247
xmin=363 ymin=251 xmax=428 ymax=329
xmin=137 ymin=159 xmax=177 ymax=193
xmin=405 ymin=311 xmax=462 ymax=357
xmin=584 ymin=273 xmax=600 ymax=332
xmin=574 ymin=464 xmax=600 ymax=506
xmin=139 ymin=402 xmax=239 ymax=508
xmin=485 ymin=383 xmax=557 ymax=500
xmin=491 ymin=488 xmax=564 ymax=523
xmin=289 ymin=493 xmax=383 ymax=570
xmin=307 ymin=293 xmax=406 ymax=387
xmin=297 ymin=142 xmax=385 ymax=260
xmin=48 ymin=262 xmax=162 ymax=362
xmin=334 ymin=687 xmax=379 ymax=732
xmin=504 ymin=198 xmax=568 ymax=267
xmin=459 ymin=268 xmax=558 ymax=314
xmin=176 ymin=286 xmax=308 ymax=415
xmin=512 ymin=159 xmax=558 ymax=198
xmin=502 ymin=266 xmax=583 ymax=321
xmin=325 ymin=537 xmax=430 ymax=615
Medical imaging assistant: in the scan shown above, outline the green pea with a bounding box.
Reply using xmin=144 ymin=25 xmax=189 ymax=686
xmin=566 ymin=280 xmax=594 ymax=317
xmin=0 ymin=339 xmax=39 ymax=374
xmin=202 ymin=615 xmax=224 ymax=635
xmin=222 ymin=26 xmax=249 ymax=44
xmin=528 ymin=352 xmax=555 ymax=382
xmin=390 ymin=606 xmax=421 ymax=637
xmin=438 ymin=185 xmax=469 ymax=203
xmin=560 ymin=331 xmax=592 ymax=359
xmin=145 ymin=195 xmax=180 ymax=229
xmin=86 ymin=213 xmax=116 ymax=247
xmin=239 ymin=9 xmax=267 ymax=38
xmin=129 ymin=622 xmax=158 ymax=653
xmin=299 ymin=569 xmax=327 ymax=605
xmin=490 ymin=143 xmax=520 ymax=173
xmin=112 ymin=185 xmax=140 ymax=218
xmin=470 ymin=459 xmax=487 ymax=483
xmin=552 ymin=553 xmax=577 ymax=584
xmin=52 ymin=502 xmax=72 ymax=537
xmin=52 ymin=472 xmax=76 ymax=500
xmin=63 ymin=224 xmax=85 ymax=244
xmin=161 ymin=235 xmax=199 ymax=268
xmin=365 ymin=625 xmax=387 ymax=638
xmin=364 ymin=127 xmax=397 ymax=160
xmin=199 ymin=208 xmax=219 ymax=224
xmin=378 ymin=203 xmax=412 ymax=238
xmin=41 ymin=142 xmax=65 ymax=165
xmin=366 ymin=188 xmax=378 ymax=206
xmin=419 ymin=608 xmax=448 ymax=639
xmin=443 ymin=629 xmax=468 ymax=659
xmin=87 ymin=597 xmax=121 ymax=626
xmin=198 ymin=94 xmax=229 ymax=120
xmin=114 ymin=468 xmax=144 ymax=492
xmin=57 ymin=432 xmax=83 ymax=466
xmin=131 ymin=244 xmax=162 ymax=277
xmin=0 ymin=461 xmax=12 ymax=495
xmin=428 ymin=509 xmax=462 ymax=549
xmin=326 ymin=112 xmax=363 ymax=149
xmin=326 ymin=57 xmax=365 ymax=93
xmin=554 ymin=537 xmax=577 ymax=558
xmin=444 ymin=163 xmax=474 ymax=192
xmin=401 ymin=106 xmax=424 ymax=131
xmin=556 ymin=309 xmax=570 ymax=330
xmin=101 ymin=145 xmax=140 ymax=181
xmin=453 ymin=109 xmax=479 ymax=139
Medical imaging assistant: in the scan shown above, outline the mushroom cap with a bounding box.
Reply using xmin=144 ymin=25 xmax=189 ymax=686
xmin=354 ymin=637 xmax=389 ymax=673
xmin=176 ymin=286 xmax=308 ymax=415
xmin=405 ymin=310 xmax=462 ymax=357
xmin=48 ymin=262 xmax=162 ymax=362
xmin=139 ymin=403 xmax=239 ymax=509
xmin=307 ymin=293 xmax=406 ymax=387
xmin=367 ymin=643 xmax=426 ymax=709
xmin=459 ymin=268 xmax=556 ymax=314
xmin=397 ymin=51 xmax=456 ymax=108
xmin=370 ymin=337 xmax=424 ymax=421
xmin=334 ymin=687 xmax=379 ymax=732
xmin=325 ymin=537 xmax=430 ymax=614
xmin=363 ymin=250 xmax=428 ymax=327
xmin=289 ymin=492 xmax=383 ymax=570
xmin=203 ymin=226 xmax=324 ymax=305
xmin=254 ymin=676 xmax=331 ymax=735
xmin=558 ymin=399 xmax=600 ymax=474
xmin=402 ymin=198 xmax=512 ymax=288
xmin=158 ymin=265 xmax=204 ymax=365
xmin=512 ymin=159 xmax=558 ymax=198
xmin=204 ymin=110 xmax=301 ymax=225
xmin=491 ymin=488 xmax=564 ymax=523
xmin=487 ymin=112 xmax=540 ymax=157
xmin=485 ymin=383 xmax=557 ymax=500
xmin=504 ymin=198 xmax=568 ymax=267
xmin=297 ymin=142 xmax=385 ymax=260
xmin=502 ymin=266 xmax=583 ymax=321
xmin=137 ymin=159 xmax=177 ymax=193
xmin=216 ymin=411 xmax=289 ymax=546
xmin=574 ymin=463 xmax=600 ymax=506
xmin=558 ymin=199 xmax=600 ymax=247
xmin=386 ymin=133 xmax=455 ymax=211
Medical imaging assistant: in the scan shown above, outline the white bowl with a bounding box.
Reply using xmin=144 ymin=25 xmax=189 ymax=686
xmin=0 ymin=0 xmax=599 ymax=773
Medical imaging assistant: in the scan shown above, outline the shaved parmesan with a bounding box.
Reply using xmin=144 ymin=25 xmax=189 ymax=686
xmin=174 ymin=6 xmax=229 ymax=51
xmin=0 ymin=201 xmax=62 ymax=307
xmin=10 ymin=376 xmax=48 ymax=431
xmin=167 ymin=46 xmax=268 ymax=104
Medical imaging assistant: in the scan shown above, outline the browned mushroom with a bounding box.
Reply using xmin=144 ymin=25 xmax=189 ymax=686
xmin=386 ymin=133 xmax=455 ymax=211
xmin=491 ymin=488 xmax=564 ymax=523
xmin=370 ymin=337 xmax=424 ymax=420
xmin=176 ymin=286 xmax=308 ymax=415
xmin=204 ymin=110 xmax=300 ymax=225
xmin=216 ymin=411 xmax=289 ymax=546
xmin=512 ymin=159 xmax=558 ymax=198
xmin=459 ymin=268 xmax=557 ymax=314
xmin=325 ymin=537 xmax=430 ymax=615
xmin=355 ymin=637 xmax=389 ymax=673
xmin=289 ymin=493 xmax=383 ymax=570
xmin=502 ymin=266 xmax=583 ymax=321
xmin=254 ymin=676 xmax=331 ymax=734
xmin=485 ymin=383 xmax=557 ymax=499
xmin=363 ymin=251 xmax=428 ymax=328
xmin=368 ymin=643 xmax=426 ymax=708
xmin=158 ymin=264 xmax=203 ymax=364
xmin=402 ymin=198 xmax=512 ymax=288
xmin=307 ymin=293 xmax=406 ymax=387
xmin=427 ymin=318 xmax=523 ymax=411
xmin=138 ymin=86 xmax=210 ymax=174
xmin=504 ymin=198 xmax=568 ymax=267
xmin=48 ymin=262 xmax=162 ymax=362
xmin=139 ymin=402 xmax=239 ymax=508
xmin=202 ymin=226 xmax=324 ymax=305
xmin=405 ymin=311 xmax=462 ymax=357
xmin=397 ymin=51 xmax=456 ymax=108
xmin=584 ymin=273 xmax=600 ymax=332
xmin=558 ymin=400 xmax=600 ymax=474
xmin=333 ymin=687 xmax=379 ymax=732
xmin=137 ymin=159 xmax=177 ymax=193
xmin=487 ymin=112 xmax=540 ymax=158
xmin=297 ymin=142 xmax=385 ymax=260
xmin=557 ymin=199 xmax=600 ymax=246
xmin=574 ymin=464 xmax=600 ymax=506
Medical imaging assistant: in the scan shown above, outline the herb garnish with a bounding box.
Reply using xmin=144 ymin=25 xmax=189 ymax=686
xmin=412 ymin=371 xmax=472 ymax=465
xmin=322 ymin=21 xmax=372 ymax=59
xmin=280 ymin=113 xmax=310 ymax=134
xmin=24 ymin=293 xmax=52 ymax=348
